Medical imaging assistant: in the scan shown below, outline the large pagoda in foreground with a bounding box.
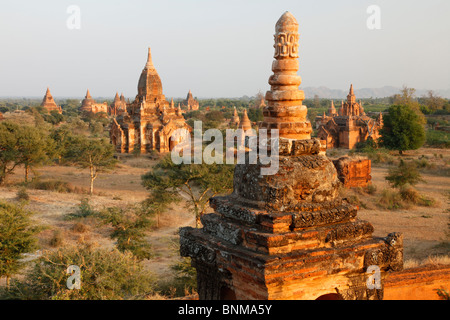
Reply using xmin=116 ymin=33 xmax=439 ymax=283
xmin=180 ymin=11 xmax=403 ymax=300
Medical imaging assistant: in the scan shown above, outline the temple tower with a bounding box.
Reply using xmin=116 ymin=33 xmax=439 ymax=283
xmin=238 ymin=109 xmax=252 ymax=132
xmin=180 ymin=12 xmax=403 ymax=300
xmin=41 ymin=87 xmax=62 ymax=114
xmin=259 ymin=12 xmax=311 ymax=140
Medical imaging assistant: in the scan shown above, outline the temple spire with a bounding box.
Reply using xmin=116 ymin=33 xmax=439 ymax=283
xmin=86 ymin=89 xmax=91 ymax=99
xmin=146 ymin=47 xmax=154 ymax=68
xmin=259 ymin=11 xmax=311 ymax=140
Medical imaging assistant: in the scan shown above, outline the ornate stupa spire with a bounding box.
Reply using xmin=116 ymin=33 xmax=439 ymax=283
xmin=230 ymin=106 xmax=240 ymax=128
xmin=347 ymin=84 xmax=356 ymax=104
xmin=145 ymin=47 xmax=154 ymax=69
xmin=328 ymin=100 xmax=337 ymax=116
xmin=86 ymin=89 xmax=92 ymax=99
xmin=259 ymin=11 xmax=311 ymax=140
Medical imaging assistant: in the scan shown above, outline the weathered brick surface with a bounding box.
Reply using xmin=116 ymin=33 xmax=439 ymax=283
xmin=333 ymin=156 xmax=372 ymax=188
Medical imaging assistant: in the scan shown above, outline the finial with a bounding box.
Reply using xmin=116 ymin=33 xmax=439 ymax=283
xmin=146 ymin=47 xmax=153 ymax=68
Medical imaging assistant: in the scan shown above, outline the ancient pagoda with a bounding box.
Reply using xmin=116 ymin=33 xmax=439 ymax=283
xmin=316 ymin=84 xmax=383 ymax=149
xmin=109 ymin=92 xmax=127 ymax=116
xmin=182 ymin=89 xmax=199 ymax=111
xmin=80 ymin=89 xmax=108 ymax=114
xmin=180 ymin=12 xmax=403 ymax=300
xmin=110 ymin=48 xmax=191 ymax=153
xmin=40 ymin=87 xmax=62 ymax=114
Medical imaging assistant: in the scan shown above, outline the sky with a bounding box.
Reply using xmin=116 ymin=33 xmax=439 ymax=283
xmin=0 ymin=0 xmax=449 ymax=99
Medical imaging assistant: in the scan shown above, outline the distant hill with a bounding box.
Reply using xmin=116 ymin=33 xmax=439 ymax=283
xmin=301 ymin=86 xmax=450 ymax=99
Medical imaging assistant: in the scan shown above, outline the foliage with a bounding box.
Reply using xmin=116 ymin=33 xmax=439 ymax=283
xmin=0 ymin=201 xmax=39 ymax=288
xmin=157 ymin=257 xmax=197 ymax=298
xmin=391 ymin=86 xmax=426 ymax=124
xmin=16 ymin=125 xmax=55 ymax=182
xmin=63 ymin=135 xmax=117 ymax=195
xmin=247 ymin=107 xmax=264 ymax=123
xmin=65 ymin=198 xmax=97 ymax=220
xmin=97 ymin=205 xmax=154 ymax=260
xmin=0 ymin=122 xmax=55 ymax=184
xmin=16 ymin=187 xmax=30 ymax=201
xmin=0 ymin=122 xmax=23 ymax=184
xmin=141 ymin=155 xmax=234 ymax=228
xmin=0 ymin=245 xmax=155 ymax=300
xmin=426 ymin=129 xmax=450 ymax=148
xmin=380 ymin=105 xmax=426 ymax=154
xmin=385 ymin=160 xmax=424 ymax=188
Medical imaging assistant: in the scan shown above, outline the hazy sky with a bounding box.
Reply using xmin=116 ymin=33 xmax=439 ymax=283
xmin=0 ymin=0 xmax=449 ymax=98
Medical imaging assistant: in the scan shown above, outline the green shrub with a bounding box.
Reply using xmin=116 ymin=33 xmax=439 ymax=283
xmin=28 ymin=179 xmax=74 ymax=193
xmin=0 ymin=245 xmax=156 ymax=300
xmin=49 ymin=230 xmax=64 ymax=247
xmin=156 ymin=257 xmax=197 ymax=298
xmin=16 ymin=187 xmax=30 ymax=201
xmin=385 ymin=160 xmax=424 ymax=188
xmin=426 ymin=129 xmax=450 ymax=148
xmin=364 ymin=184 xmax=377 ymax=195
xmin=65 ymin=198 xmax=96 ymax=220
xmin=378 ymin=188 xmax=406 ymax=210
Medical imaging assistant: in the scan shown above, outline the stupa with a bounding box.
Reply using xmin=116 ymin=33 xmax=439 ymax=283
xmin=179 ymin=12 xmax=403 ymax=300
xmin=40 ymin=87 xmax=62 ymax=114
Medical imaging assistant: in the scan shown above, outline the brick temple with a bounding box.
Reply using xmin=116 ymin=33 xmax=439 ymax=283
xmin=182 ymin=90 xmax=199 ymax=111
xmin=40 ymin=87 xmax=62 ymax=114
xmin=179 ymin=11 xmax=407 ymax=300
xmin=110 ymin=48 xmax=191 ymax=154
xmin=316 ymin=86 xmax=383 ymax=149
xmin=80 ymin=89 xmax=108 ymax=114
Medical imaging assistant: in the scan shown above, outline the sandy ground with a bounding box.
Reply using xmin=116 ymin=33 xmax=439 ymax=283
xmin=0 ymin=148 xmax=449 ymax=288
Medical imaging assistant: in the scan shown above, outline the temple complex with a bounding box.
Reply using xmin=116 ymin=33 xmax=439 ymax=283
xmin=108 ymin=92 xmax=127 ymax=116
xmin=80 ymin=89 xmax=108 ymax=114
xmin=109 ymin=48 xmax=191 ymax=153
xmin=40 ymin=87 xmax=62 ymax=114
xmin=180 ymin=12 xmax=406 ymax=300
xmin=182 ymin=90 xmax=199 ymax=111
xmin=316 ymin=85 xmax=383 ymax=149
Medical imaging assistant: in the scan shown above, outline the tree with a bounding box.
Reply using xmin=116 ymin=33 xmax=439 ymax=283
xmin=385 ymin=159 xmax=424 ymax=188
xmin=0 ymin=122 xmax=21 ymax=185
xmin=392 ymin=86 xmax=426 ymax=125
xmin=141 ymin=155 xmax=234 ymax=228
xmin=423 ymin=90 xmax=445 ymax=113
xmin=98 ymin=205 xmax=154 ymax=260
xmin=16 ymin=125 xmax=55 ymax=182
xmin=63 ymin=136 xmax=117 ymax=195
xmin=0 ymin=201 xmax=39 ymax=289
xmin=380 ymin=105 xmax=426 ymax=155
